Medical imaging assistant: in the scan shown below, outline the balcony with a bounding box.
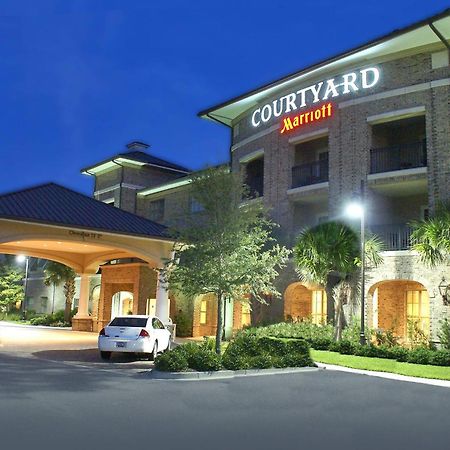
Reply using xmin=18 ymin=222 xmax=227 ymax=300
xmin=292 ymin=160 xmax=329 ymax=189
xmin=370 ymin=224 xmax=413 ymax=251
xmin=370 ymin=141 xmax=427 ymax=174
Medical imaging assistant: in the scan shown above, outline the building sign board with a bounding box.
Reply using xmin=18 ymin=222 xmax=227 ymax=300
xmin=251 ymin=67 xmax=380 ymax=129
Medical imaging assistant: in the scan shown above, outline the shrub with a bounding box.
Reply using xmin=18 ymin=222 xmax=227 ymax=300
xmin=251 ymin=354 xmax=274 ymax=369
xmin=222 ymin=354 xmax=251 ymax=370
xmin=174 ymin=310 xmax=192 ymax=337
xmin=407 ymin=347 xmax=432 ymax=365
xmin=387 ymin=346 xmax=409 ymax=362
xmin=334 ymin=340 xmax=355 ymax=355
xmin=189 ymin=348 xmax=222 ymax=372
xmin=223 ymin=335 xmax=312 ymax=370
xmin=407 ymin=320 xmax=430 ymax=348
xmin=309 ymin=338 xmax=333 ymax=350
xmin=154 ymin=351 xmax=189 ymax=372
xmin=430 ymin=349 xmax=450 ymax=366
xmin=438 ymin=319 xmax=450 ymax=350
xmin=30 ymin=315 xmax=52 ymax=326
xmin=373 ymin=328 xmax=399 ymax=348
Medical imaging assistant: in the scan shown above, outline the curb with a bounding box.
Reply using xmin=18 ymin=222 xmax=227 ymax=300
xmin=147 ymin=366 xmax=318 ymax=381
xmin=317 ymin=362 xmax=450 ymax=388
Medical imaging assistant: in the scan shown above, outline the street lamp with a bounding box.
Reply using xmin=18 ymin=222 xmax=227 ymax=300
xmin=16 ymin=255 xmax=30 ymax=320
xmin=345 ymin=180 xmax=366 ymax=345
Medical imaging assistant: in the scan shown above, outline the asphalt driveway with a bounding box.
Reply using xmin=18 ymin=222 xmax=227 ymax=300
xmin=1 ymin=350 xmax=450 ymax=450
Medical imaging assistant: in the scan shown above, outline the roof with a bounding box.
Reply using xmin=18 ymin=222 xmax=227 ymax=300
xmin=81 ymin=150 xmax=191 ymax=175
xmin=0 ymin=183 xmax=170 ymax=239
xmin=199 ymin=8 xmax=450 ymax=126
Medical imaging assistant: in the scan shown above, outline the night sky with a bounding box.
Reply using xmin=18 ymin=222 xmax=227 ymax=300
xmin=1 ymin=1 xmax=448 ymax=196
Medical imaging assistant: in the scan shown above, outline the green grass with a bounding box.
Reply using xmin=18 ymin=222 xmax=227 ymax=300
xmin=311 ymin=349 xmax=450 ymax=381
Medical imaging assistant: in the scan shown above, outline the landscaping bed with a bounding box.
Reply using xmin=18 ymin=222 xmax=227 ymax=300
xmin=154 ymin=335 xmax=314 ymax=373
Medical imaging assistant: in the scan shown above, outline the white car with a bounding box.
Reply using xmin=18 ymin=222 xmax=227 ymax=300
xmin=98 ymin=315 xmax=172 ymax=360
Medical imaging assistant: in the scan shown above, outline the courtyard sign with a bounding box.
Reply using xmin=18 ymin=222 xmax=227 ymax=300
xmin=251 ymin=67 xmax=380 ymax=128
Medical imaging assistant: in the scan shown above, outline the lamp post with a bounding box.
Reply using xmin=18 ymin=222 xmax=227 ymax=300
xmin=16 ymin=255 xmax=30 ymax=320
xmin=345 ymin=180 xmax=366 ymax=345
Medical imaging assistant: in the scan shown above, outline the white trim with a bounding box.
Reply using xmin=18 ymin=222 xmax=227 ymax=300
xmin=94 ymin=184 xmax=120 ymax=196
xmin=94 ymin=183 xmax=145 ymax=196
xmin=122 ymin=183 xmax=145 ymax=190
xmin=239 ymin=149 xmax=264 ymax=163
xmin=368 ymin=166 xmax=427 ymax=181
xmin=366 ymin=106 xmax=426 ymax=124
xmin=287 ymin=182 xmax=329 ymax=196
xmin=138 ymin=177 xmax=192 ymax=197
xmin=231 ymin=123 xmax=278 ymax=151
xmin=101 ymin=198 xmax=115 ymax=205
xmin=339 ymin=78 xmax=450 ymax=109
xmin=288 ymin=128 xmax=329 ymax=145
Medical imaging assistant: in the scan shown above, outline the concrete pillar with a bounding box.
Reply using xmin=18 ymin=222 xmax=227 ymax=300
xmin=75 ymin=274 xmax=90 ymax=318
xmin=155 ymin=272 xmax=170 ymax=324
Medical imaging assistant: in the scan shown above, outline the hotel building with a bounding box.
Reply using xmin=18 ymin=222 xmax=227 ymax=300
xmin=1 ymin=9 xmax=449 ymax=341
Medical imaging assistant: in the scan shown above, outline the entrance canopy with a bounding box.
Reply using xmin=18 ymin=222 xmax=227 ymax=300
xmin=0 ymin=183 xmax=174 ymax=274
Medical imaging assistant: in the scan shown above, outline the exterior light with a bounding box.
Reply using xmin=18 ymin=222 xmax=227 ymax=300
xmin=16 ymin=255 xmax=26 ymax=263
xmin=438 ymin=278 xmax=450 ymax=306
xmin=345 ymin=202 xmax=364 ymax=219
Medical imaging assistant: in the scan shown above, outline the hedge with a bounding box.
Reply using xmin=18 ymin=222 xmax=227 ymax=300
xmin=154 ymin=336 xmax=313 ymax=372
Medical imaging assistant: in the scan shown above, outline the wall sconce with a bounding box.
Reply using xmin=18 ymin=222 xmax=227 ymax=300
xmin=438 ymin=277 xmax=450 ymax=306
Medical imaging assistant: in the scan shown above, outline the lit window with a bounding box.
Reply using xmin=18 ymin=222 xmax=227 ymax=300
xmin=200 ymin=299 xmax=208 ymax=325
xmin=406 ymin=290 xmax=429 ymax=335
xmin=241 ymin=302 xmax=251 ymax=327
xmin=311 ymin=290 xmax=327 ymax=325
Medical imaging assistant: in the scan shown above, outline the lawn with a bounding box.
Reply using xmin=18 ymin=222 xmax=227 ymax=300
xmin=311 ymin=349 xmax=450 ymax=381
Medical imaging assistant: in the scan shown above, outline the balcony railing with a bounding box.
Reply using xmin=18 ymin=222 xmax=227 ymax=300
xmin=292 ymin=159 xmax=329 ymax=189
xmin=370 ymin=141 xmax=427 ymax=174
xmin=370 ymin=224 xmax=413 ymax=251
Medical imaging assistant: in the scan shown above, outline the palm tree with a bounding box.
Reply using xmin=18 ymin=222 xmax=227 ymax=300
xmin=294 ymin=221 xmax=382 ymax=340
xmin=44 ymin=261 xmax=76 ymax=323
xmin=411 ymin=206 xmax=450 ymax=266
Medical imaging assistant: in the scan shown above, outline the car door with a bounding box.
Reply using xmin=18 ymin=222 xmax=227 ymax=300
xmin=152 ymin=317 xmax=169 ymax=350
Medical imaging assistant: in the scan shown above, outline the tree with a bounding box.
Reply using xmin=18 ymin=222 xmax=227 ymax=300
xmin=0 ymin=264 xmax=24 ymax=312
xmin=294 ymin=221 xmax=382 ymax=340
xmin=44 ymin=261 xmax=76 ymax=323
xmin=164 ymin=167 xmax=290 ymax=354
xmin=411 ymin=205 xmax=450 ymax=266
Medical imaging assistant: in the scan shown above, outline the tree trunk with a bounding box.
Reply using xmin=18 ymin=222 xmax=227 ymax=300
xmin=63 ymin=279 xmax=75 ymax=324
xmin=334 ymin=282 xmax=350 ymax=341
xmin=325 ymin=277 xmax=337 ymax=325
xmin=215 ymin=293 xmax=224 ymax=355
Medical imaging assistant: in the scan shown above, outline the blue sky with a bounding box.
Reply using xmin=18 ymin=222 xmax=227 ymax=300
xmin=1 ymin=0 xmax=448 ymax=195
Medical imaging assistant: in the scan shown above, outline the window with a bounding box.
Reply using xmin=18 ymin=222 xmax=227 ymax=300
xmin=200 ymin=299 xmax=208 ymax=325
xmin=406 ymin=290 xmax=429 ymax=336
xmin=245 ymin=157 xmax=264 ymax=198
xmin=241 ymin=302 xmax=251 ymax=327
xmin=311 ymin=290 xmax=327 ymax=325
xmin=149 ymin=199 xmax=165 ymax=222
xmin=110 ymin=317 xmax=147 ymax=327
xmin=190 ymin=197 xmax=204 ymax=213
xmin=152 ymin=318 xmax=165 ymax=329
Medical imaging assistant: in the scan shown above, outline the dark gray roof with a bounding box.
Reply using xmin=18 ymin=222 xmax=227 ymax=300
xmin=82 ymin=150 xmax=190 ymax=174
xmin=0 ymin=183 xmax=169 ymax=239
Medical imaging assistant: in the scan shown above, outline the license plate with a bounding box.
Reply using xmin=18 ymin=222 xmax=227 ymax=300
xmin=116 ymin=342 xmax=127 ymax=348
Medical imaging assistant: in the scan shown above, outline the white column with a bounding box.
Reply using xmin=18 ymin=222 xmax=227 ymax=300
xmin=75 ymin=274 xmax=90 ymax=318
xmin=155 ymin=272 xmax=170 ymax=324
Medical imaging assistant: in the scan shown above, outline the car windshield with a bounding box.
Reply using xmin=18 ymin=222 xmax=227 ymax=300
xmin=109 ymin=317 xmax=148 ymax=327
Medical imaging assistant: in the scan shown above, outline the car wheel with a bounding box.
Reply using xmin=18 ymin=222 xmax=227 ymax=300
xmin=100 ymin=351 xmax=112 ymax=360
xmin=150 ymin=341 xmax=158 ymax=361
